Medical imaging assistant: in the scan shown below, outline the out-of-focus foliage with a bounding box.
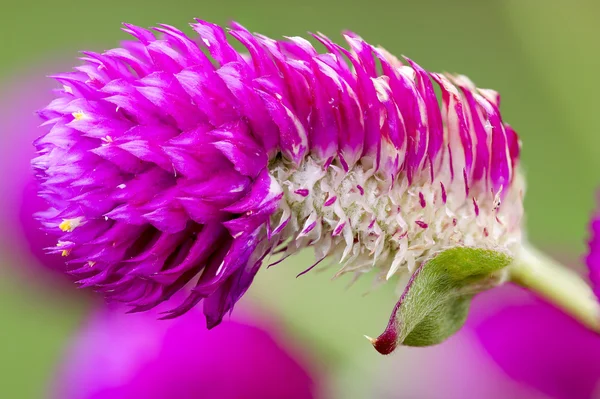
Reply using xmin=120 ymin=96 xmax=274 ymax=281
xmin=500 ymin=0 xmax=600 ymax=251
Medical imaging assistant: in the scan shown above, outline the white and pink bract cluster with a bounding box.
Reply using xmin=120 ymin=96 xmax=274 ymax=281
xmin=267 ymin=43 xmax=523 ymax=290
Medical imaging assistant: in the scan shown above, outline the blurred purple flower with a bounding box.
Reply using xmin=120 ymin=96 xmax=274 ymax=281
xmin=359 ymin=285 xmax=600 ymax=399
xmin=472 ymin=286 xmax=600 ymax=399
xmin=586 ymin=199 xmax=600 ymax=301
xmin=33 ymin=19 xmax=523 ymax=327
xmin=0 ymin=69 xmax=68 ymax=275
xmin=53 ymin=305 xmax=318 ymax=399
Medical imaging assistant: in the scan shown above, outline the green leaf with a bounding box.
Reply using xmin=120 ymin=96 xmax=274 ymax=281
xmin=370 ymin=247 xmax=512 ymax=354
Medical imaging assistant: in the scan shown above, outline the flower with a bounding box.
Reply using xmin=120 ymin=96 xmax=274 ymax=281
xmin=472 ymin=286 xmax=600 ymax=399
xmin=0 ymin=69 xmax=70 ymax=276
xmin=586 ymin=198 xmax=600 ymax=301
xmin=33 ymin=20 xmax=523 ymax=327
xmin=52 ymin=305 xmax=317 ymax=399
xmin=339 ymin=285 xmax=600 ymax=399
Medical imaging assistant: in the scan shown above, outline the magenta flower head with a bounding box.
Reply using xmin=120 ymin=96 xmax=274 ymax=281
xmin=33 ymin=19 xmax=532 ymax=350
xmin=53 ymin=305 xmax=317 ymax=399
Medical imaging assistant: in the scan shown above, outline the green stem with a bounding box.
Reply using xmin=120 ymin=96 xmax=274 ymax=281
xmin=509 ymin=245 xmax=600 ymax=333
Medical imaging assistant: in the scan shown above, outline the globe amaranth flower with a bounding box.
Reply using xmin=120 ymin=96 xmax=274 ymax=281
xmin=53 ymin=305 xmax=317 ymax=399
xmin=33 ymin=20 xmax=523 ymax=329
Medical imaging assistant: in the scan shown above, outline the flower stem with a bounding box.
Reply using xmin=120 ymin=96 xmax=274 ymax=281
xmin=509 ymin=245 xmax=600 ymax=333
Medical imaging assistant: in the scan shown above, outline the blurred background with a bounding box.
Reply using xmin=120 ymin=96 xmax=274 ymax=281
xmin=1 ymin=1 xmax=599 ymax=398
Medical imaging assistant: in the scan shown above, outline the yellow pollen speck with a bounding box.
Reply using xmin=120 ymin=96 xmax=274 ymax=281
xmin=102 ymin=135 xmax=113 ymax=143
xmin=72 ymin=111 xmax=85 ymax=121
xmin=88 ymin=261 xmax=96 ymax=267
xmin=57 ymin=240 xmax=72 ymax=256
xmin=59 ymin=217 xmax=85 ymax=232
xmin=59 ymin=220 xmax=72 ymax=232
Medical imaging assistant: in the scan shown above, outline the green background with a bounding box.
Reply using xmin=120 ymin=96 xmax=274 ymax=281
xmin=1 ymin=0 xmax=598 ymax=397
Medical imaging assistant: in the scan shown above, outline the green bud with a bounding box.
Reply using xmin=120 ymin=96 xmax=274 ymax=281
xmin=369 ymin=247 xmax=512 ymax=354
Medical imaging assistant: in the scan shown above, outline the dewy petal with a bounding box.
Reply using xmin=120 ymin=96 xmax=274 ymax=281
xmin=453 ymin=76 xmax=491 ymax=184
xmin=405 ymin=58 xmax=443 ymax=174
xmin=473 ymin=93 xmax=512 ymax=195
xmin=33 ymin=19 xmax=524 ymax=329
xmin=430 ymin=73 xmax=473 ymax=181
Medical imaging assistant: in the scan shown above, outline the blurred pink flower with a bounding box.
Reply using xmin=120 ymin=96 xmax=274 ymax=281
xmin=586 ymin=200 xmax=600 ymax=302
xmin=53 ymin=305 xmax=319 ymax=399
xmin=0 ymin=68 xmax=67 ymax=276
xmin=472 ymin=285 xmax=600 ymax=399
xmin=359 ymin=285 xmax=600 ymax=399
